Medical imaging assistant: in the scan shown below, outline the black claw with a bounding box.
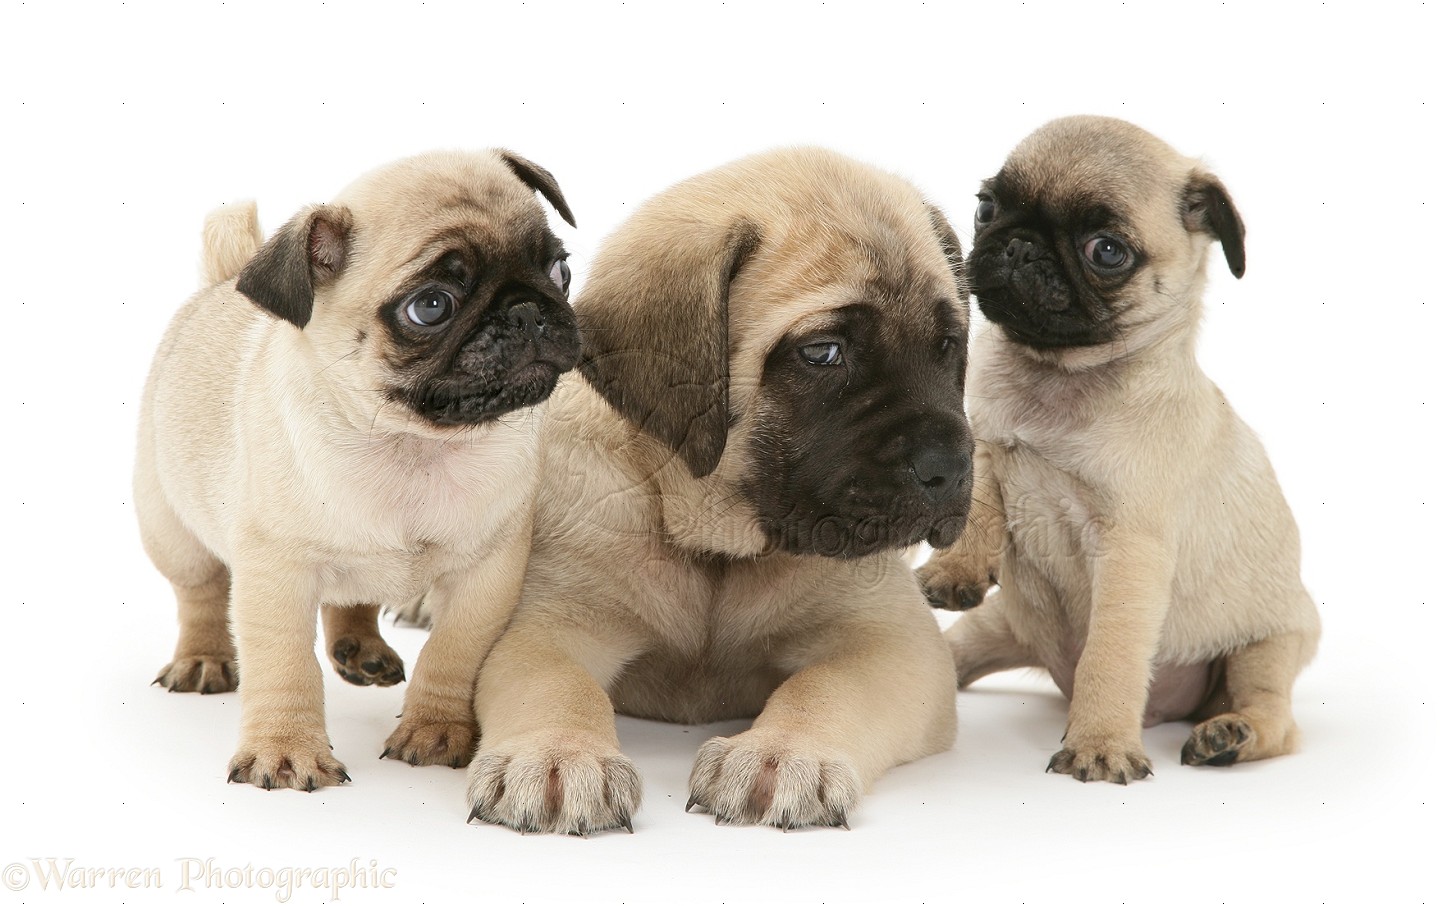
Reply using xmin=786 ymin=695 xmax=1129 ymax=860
xmin=685 ymin=795 xmax=699 ymax=813
xmin=305 ymin=778 xmax=318 ymax=793
xmin=620 ymin=814 xmax=634 ymax=834
xmin=380 ymin=748 xmax=392 ymax=760
xmin=339 ymin=770 xmax=352 ymax=783
xmin=262 ymin=774 xmax=275 ymax=791
xmin=227 ymin=768 xmax=243 ymax=784
xmin=467 ymin=804 xmax=483 ymax=824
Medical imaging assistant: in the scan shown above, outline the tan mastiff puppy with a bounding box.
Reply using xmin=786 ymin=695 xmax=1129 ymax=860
xmin=464 ymin=148 xmax=973 ymax=833
xmin=919 ymin=116 xmax=1320 ymax=782
xmin=135 ymin=151 xmax=580 ymax=790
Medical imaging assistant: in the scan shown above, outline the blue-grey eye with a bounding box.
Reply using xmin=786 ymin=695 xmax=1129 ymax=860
xmin=975 ymin=196 xmax=997 ymax=225
xmin=800 ymin=342 xmax=843 ymax=366
xmin=549 ymin=258 xmax=571 ymax=296
xmin=1084 ymin=236 xmax=1130 ymax=269
xmin=405 ymin=289 xmax=455 ymax=327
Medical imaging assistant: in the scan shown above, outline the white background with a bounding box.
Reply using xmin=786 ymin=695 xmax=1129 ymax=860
xmin=0 ymin=1 xmax=1439 ymax=904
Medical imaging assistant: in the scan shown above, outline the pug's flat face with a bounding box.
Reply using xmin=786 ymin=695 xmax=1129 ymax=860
xmin=240 ymin=151 xmax=580 ymax=433
xmin=367 ymin=218 xmax=579 ymax=427
xmin=964 ymin=116 xmax=1241 ymax=351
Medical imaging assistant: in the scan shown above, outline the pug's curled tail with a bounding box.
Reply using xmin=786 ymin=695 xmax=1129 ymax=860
xmin=201 ymin=201 xmax=264 ymax=286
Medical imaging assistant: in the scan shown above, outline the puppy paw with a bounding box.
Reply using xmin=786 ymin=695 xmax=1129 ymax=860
xmin=916 ymin=557 xmax=993 ymax=612
xmin=687 ymin=730 xmax=860 ymax=829
xmin=329 ymin=635 xmax=406 ymax=687
xmin=153 ymin=656 xmax=237 ymax=694
xmin=1181 ymin=715 xmax=1256 ymax=767
xmin=382 ymin=715 xmax=478 ymax=768
xmin=1048 ymin=737 xmax=1153 ymax=784
xmin=385 ymin=595 xmax=432 ymax=629
xmin=228 ymin=738 xmax=349 ymax=791
xmin=465 ymin=735 xmax=641 ymax=835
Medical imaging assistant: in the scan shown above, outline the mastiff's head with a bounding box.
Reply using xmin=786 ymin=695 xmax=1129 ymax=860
xmin=577 ymin=148 xmax=972 ymax=559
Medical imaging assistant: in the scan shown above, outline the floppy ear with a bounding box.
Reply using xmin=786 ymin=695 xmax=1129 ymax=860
xmin=498 ymin=150 xmax=576 ymax=228
xmin=235 ymin=204 xmax=352 ymax=328
xmin=927 ymin=204 xmax=970 ymax=307
xmin=577 ymin=218 xmax=761 ymax=478
xmin=1182 ymin=170 xmax=1246 ymax=279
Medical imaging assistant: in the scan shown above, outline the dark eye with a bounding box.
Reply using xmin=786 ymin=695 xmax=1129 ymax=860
xmin=975 ymin=195 xmax=997 ymax=225
xmin=800 ymin=341 xmax=843 ymax=366
xmin=549 ymin=258 xmax=571 ymax=297
xmin=940 ymin=335 xmax=961 ymax=356
xmin=404 ymin=289 xmax=455 ymax=327
xmin=1084 ymin=236 xmax=1130 ymax=269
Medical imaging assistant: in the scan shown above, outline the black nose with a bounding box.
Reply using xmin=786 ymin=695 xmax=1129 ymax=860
xmin=508 ymin=300 xmax=546 ymax=339
xmin=909 ymin=445 xmax=969 ymax=502
xmin=1004 ymin=237 xmax=1043 ymax=267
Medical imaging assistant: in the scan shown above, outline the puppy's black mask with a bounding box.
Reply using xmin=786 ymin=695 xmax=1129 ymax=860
xmin=966 ymin=171 xmax=1134 ymax=349
xmin=385 ymin=239 xmax=580 ymax=426
xmin=744 ymin=299 xmax=973 ymax=559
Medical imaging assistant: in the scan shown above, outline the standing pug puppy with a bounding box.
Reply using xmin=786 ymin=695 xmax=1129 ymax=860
xmin=136 ymin=151 xmax=580 ymax=790
xmin=464 ymin=148 xmax=972 ymax=833
xmin=918 ymin=116 xmax=1320 ymax=781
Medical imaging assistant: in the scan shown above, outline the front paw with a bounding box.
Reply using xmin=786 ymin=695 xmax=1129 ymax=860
xmin=916 ymin=556 xmax=993 ymax=611
xmin=153 ymin=655 xmax=237 ymax=694
xmin=228 ymin=736 xmax=350 ymax=791
xmin=1047 ymin=735 xmax=1153 ymax=784
xmin=382 ymin=715 xmax=478 ymax=768
xmin=687 ymin=730 xmax=860 ymax=829
xmin=465 ymin=734 xmax=641 ymax=835
xmin=329 ymin=635 xmax=406 ymax=687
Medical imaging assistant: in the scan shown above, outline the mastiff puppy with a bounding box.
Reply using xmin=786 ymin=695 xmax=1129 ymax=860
xmin=464 ymin=148 xmax=972 ymax=833
xmin=135 ymin=150 xmax=579 ymax=790
xmin=919 ymin=116 xmax=1321 ymax=781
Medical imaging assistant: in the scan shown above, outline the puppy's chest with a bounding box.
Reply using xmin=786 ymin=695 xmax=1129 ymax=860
xmin=995 ymin=445 xmax=1107 ymax=585
xmin=972 ymin=369 xmax=1102 ymax=452
xmin=292 ymin=442 xmax=532 ymax=602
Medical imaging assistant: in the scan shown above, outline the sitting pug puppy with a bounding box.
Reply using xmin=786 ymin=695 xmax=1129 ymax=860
xmin=136 ymin=150 xmax=580 ymax=790
xmin=919 ymin=116 xmax=1321 ymax=782
xmin=463 ymin=148 xmax=973 ymax=833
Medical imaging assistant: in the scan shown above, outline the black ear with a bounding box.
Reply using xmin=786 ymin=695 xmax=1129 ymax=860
xmin=498 ymin=150 xmax=576 ymax=228
xmin=927 ymin=204 xmax=970 ymax=307
xmin=577 ymin=219 xmax=761 ymax=478
xmin=235 ymin=205 xmax=352 ymax=328
xmin=1183 ymin=171 xmax=1246 ymax=279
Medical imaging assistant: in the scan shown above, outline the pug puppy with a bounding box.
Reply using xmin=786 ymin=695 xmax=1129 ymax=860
xmin=462 ymin=148 xmax=972 ymax=833
xmin=918 ymin=116 xmax=1321 ymax=782
xmin=135 ymin=150 xmax=580 ymax=790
